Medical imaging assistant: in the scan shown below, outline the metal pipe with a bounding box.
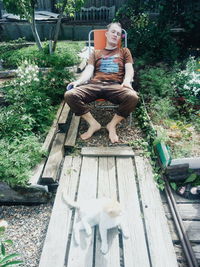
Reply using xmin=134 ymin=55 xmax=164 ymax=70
xmin=165 ymin=180 xmax=199 ymax=267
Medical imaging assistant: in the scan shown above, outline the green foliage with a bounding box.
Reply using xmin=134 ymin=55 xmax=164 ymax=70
xmin=0 ymin=135 xmax=45 ymax=186
xmin=2 ymin=0 xmax=36 ymax=21
xmin=0 ymin=60 xmax=73 ymax=186
xmin=56 ymin=0 xmax=85 ymax=16
xmin=0 ymin=42 xmax=83 ymax=69
xmin=138 ymin=65 xmax=174 ymax=99
xmin=148 ymin=98 xmax=178 ymax=124
xmin=0 ymin=39 xmax=27 ymax=57
xmin=115 ymin=0 xmax=180 ymax=65
xmin=40 ymin=68 xmax=72 ymax=105
xmin=115 ymin=0 xmax=200 ymax=65
xmin=0 ymin=224 xmax=23 ymax=266
xmin=0 ymin=107 xmax=34 ymax=139
xmin=172 ymin=57 xmax=200 ymax=106
xmin=2 ymin=61 xmax=54 ymax=135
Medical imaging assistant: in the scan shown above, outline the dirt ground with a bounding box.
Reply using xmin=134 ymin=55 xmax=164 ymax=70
xmin=76 ymin=102 xmax=145 ymax=148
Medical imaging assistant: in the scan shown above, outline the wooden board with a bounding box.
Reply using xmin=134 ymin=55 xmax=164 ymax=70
xmin=116 ymin=157 xmax=150 ymax=267
xmin=135 ymin=156 xmax=178 ymax=267
xmin=66 ymin=156 xmax=98 ymax=267
xmin=42 ymin=101 xmax=65 ymax=152
xmin=95 ymin=157 xmax=121 ymax=267
xmin=29 ymin=158 xmax=46 ymax=185
xmin=160 ymin=190 xmax=200 ymax=204
xmin=41 ymin=133 xmax=66 ymax=184
xmin=167 ymin=219 xmax=200 ymax=242
xmin=39 ymin=156 xmax=81 ymax=267
xmin=65 ymin=114 xmax=80 ymax=148
xmin=81 ymin=146 xmax=134 ymax=157
xmin=58 ymin=103 xmax=70 ymax=124
xmin=164 ymin=203 xmax=200 ymax=220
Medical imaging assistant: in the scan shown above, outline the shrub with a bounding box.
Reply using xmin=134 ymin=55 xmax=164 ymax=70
xmin=0 ymin=107 xmax=34 ymax=139
xmin=40 ymin=68 xmax=73 ymax=105
xmin=138 ymin=65 xmax=174 ymax=99
xmin=172 ymin=57 xmax=200 ymax=106
xmin=148 ymin=97 xmax=178 ymax=124
xmin=0 ymin=135 xmax=45 ymax=187
xmin=115 ymin=1 xmax=180 ymax=65
xmin=0 ymin=41 xmax=84 ymax=69
xmin=2 ymin=61 xmax=55 ymax=135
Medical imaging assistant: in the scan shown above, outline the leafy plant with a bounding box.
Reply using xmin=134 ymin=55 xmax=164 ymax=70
xmin=172 ymin=57 xmax=200 ymax=106
xmin=139 ymin=66 xmax=175 ymax=99
xmin=0 ymin=135 xmax=45 ymax=186
xmin=148 ymin=97 xmax=178 ymax=124
xmin=40 ymin=68 xmax=73 ymax=105
xmin=115 ymin=0 xmax=180 ymax=65
xmin=0 ymin=223 xmax=23 ymax=266
xmin=0 ymin=42 xmax=83 ymax=69
xmin=2 ymin=60 xmax=55 ymax=135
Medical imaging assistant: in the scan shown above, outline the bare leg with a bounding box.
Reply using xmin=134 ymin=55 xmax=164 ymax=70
xmin=106 ymin=114 xmax=124 ymax=143
xmin=81 ymin=112 xmax=101 ymax=140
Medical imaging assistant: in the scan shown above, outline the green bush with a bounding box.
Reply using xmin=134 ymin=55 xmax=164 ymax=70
xmin=0 ymin=38 xmax=27 ymax=55
xmin=148 ymin=97 xmax=178 ymax=124
xmin=40 ymin=68 xmax=73 ymax=105
xmin=138 ymin=65 xmax=175 ymax=99
xmin=0 ymin=41 xmax=84 ymax=69
xmin=2 ymin=62 xmax=54 ymax=135
xmin=0 ymin=107 xmax=34 ymax=139
xmin=115 ymin=1 xmax=180 ymax=66
xmin=172 ymin=57 xmax=200 ymax=106
xmin=0 ymin=135 xmax=45 ymax=186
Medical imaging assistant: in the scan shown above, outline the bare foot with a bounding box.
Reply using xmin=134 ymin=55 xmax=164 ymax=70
xmin=106 ymin=123 xmax=119 ymax=143
xmin=80 ymin=122 xmax=101 ymax=140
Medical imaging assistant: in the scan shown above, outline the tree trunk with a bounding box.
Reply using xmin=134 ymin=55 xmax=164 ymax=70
xmin=30 ymin=8 xmax=43 ymax=51
xmin=52 ymin=0 xmax=68 ymax=52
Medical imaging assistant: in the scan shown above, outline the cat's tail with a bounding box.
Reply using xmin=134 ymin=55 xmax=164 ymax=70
xmin=62 ymin=192 xmax=80 ymax=209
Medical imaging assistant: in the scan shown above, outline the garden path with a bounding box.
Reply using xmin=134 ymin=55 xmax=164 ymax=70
xmin=38 ymin=147 xmax=178 ymax=267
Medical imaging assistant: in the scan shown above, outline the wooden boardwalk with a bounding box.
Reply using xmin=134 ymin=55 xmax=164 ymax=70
xmin=39 ymin=147 xmax=178 ymax=267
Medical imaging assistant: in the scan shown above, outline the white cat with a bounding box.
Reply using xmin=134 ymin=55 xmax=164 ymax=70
xmin=62 ymin=193 xmax=129 ymax=254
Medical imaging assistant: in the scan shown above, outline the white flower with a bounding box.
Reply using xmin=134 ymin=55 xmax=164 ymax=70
xmin=0 ymin=219 xmax=8 ymax=228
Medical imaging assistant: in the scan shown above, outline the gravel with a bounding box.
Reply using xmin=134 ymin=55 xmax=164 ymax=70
xmin=0 ymin=200 xmax=54 ymax=267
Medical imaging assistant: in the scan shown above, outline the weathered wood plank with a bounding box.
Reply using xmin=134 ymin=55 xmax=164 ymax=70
xmin=135 ymin=156 xmax=178 ymax=267
xmin=174 ymin=243 xmax=200 ymax=265
xmin=66 ymin=156 xmax=98 ymax=267
xmin=167 ymin=219 xmax=200 ymax=241
xmin=116 ymin=157 xmax=150 ymax=267
xmin=42 ymin=101 xmax=65 ymax=152
xmin=160 ymin=190 xmax=200 ymax=204
xmin=29 ymin=158 xmax=46 ymax=185
xmin=81 ymin=146 xmax=134 ymax=157
xmin=28 ymin=102 xmax=64 ymax=186
xmin=41 ymin=133 xmax=66 ymax=184
xmin=39 ymin=156 xmax=81 ymax=267
xmin=58 ymin=103 xmax=70 ymax=131
xmin=164 ymin=203 xmax=200 ymax=220
xmin=65 ymin=114 xmax=80 ymax=148
xmin=192 ymin=244 xmax=200 ymax=262
xmin=95 ymin=157 xmax=120 ymax=267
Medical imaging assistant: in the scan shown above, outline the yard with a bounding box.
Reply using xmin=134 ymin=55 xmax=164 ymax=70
xmin=0 ymin=0 xmax=199 ymax=266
